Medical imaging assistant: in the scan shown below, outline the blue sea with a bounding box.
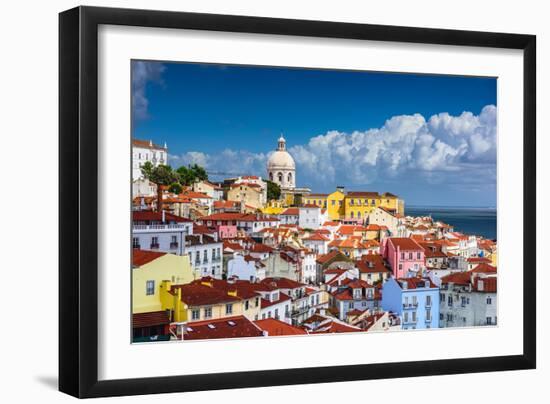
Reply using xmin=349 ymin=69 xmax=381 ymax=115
xmin=405 ymin=206 xmax=497 ymax=240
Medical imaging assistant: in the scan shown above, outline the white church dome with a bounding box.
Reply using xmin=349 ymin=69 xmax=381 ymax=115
xmin=267 ymin=135 xmax=295 ymax=169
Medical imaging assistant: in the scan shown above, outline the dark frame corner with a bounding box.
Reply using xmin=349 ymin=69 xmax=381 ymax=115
xmin=59 ymin=5 xmax=536 ymax=398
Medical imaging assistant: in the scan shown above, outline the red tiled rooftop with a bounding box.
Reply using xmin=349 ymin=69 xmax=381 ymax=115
xmin=183 ymin=315 xmax=264 ymax=340
xmin=254 ymin=318 xmax=307 ymax=336
xmin=132 ymin=249 xmax=166 ymax=266
xmin=388 ymin=237 xmax=424 ymax=251
xmin=132 ymin=210 xmax=193 ymax=223
xmin=132 ymin=311 xmax=170 ymax=328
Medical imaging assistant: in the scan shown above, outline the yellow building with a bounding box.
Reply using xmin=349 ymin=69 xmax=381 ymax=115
xmin=132 ymin=250 xmax=195 ymax=314
xmin=162 ymin=278 xmax=262 ymax=323
xmin=303 ymin=188 xmax=345 ymax=221
xmin=261 ymin=199 xmax=286 ymax=215
xmin=344 ymin=191 xmax=403 ymax=221
xmin=227 ymin=183 xmax=264 ymax=210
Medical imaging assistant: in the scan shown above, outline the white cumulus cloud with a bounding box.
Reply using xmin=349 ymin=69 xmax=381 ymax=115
xmin=168 ymin=105 xmax=496 ymax=192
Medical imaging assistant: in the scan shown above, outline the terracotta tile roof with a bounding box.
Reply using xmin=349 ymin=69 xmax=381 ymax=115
xmin=223 ymin=241 xmax=244 ymax=251
xmin=254 ymin=318 xmax=307 ymax=336
xmin=346 ymin=191 xmax=379 ymax=197
xmin=388 ymin=237 xmax=423 ymax=251
xmin=183 ymin=315 xmax=264 ymax=340
xmin=281 ymin=208 xmax=299 ymax=215
xmin=311 ymin=320 xmax=362 ymax=334
xmin=171 ymin=283 xmax=243 ymax=306
xmin=396 ymin=277 xmax=438 ymax=289
xmin=323 ymin=221 xmax=339 ymax=226
xmin=470 ymin=263 xmax=497 ymax=273
xmin=132 ymin=138 xmax=166 ymax=150
xmin=132 ymin=311 xmax=170 ymax=328
xmin=200 ymin=213 xmax=279 ymax=222
xmin=250 ymin=243 xmax=274 ymax=253
xmin=213 ymin=200 xmax=240 ymax=209
xmin=181 ymin=190 xmax=212 ymax=199
xmin=132 ymin=210 xmax=192 ymax=223
xmin=472 ymin=276 xmax=497 ymax=293
xmin=260 ymin=277 xmax=305 ymax=290
xmin=304 ymin=233 xmax=329 ymax=241
xmin=440 ymin=271 xmax=471 ymax=285
xmin=467 ymin=257 xmax=492 ymax=264
xmin=316 ymin=250 xmax=349 ymax=264
xmin=356 ymin=254 xmax=389 ymax=273
xmin=132 ymin=249 xmax=166 ymax=266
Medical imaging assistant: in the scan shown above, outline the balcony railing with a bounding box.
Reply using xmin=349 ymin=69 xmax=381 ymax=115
xmin=133 ymin=223 xmax=189 ymax=232
xmin=150 ymin=243 xmax=160 ymax=249
xmin=132 ymin=244 xmax=141 ymax=249
xmin=402 ymin=302 xmax=418 ymax=309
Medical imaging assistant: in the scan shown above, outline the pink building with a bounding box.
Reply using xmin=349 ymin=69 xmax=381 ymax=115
xmin=218 ymin=225 xmax=237 ymax=239
xmin=382 ymin=237 xmax=425 ymax=278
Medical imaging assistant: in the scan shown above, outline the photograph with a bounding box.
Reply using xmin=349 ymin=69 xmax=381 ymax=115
xmin=130 ymin=60 xmax=498 ymax=342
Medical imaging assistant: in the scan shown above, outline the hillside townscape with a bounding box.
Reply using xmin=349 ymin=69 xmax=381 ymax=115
xmin=131 ymin=136 xmax=497 ymax=342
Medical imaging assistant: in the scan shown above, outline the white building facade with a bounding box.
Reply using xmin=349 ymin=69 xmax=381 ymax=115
xmin=132 ymin=139 xmax=168 ymax=180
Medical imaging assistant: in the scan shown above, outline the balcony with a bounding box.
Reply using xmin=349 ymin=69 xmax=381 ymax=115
xmin=170 ymin=242 xmax=179 ymax=249
xmin=402 ymin=302 xmax=419 ymax=309
xmin=132 ymin=244 xmax=141 ymax=249
xmin=212 ymin=256 xmax=222 ymax=263
xmin=150 ymin=243 xmax=160 ymax=249
xmin=133 ymin=223 xmax=189 ymax=232
xmin=194 ymin=260 xmax=201 ymax=267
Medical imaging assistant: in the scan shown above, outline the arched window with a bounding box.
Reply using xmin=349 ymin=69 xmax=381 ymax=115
xmin=277 ymin=172 xmax=283 ymax=183
xmin=269 ymin=172 xmax=273 ymax=181
xmin=350 ymin=212 xmax=354 ymax=218
xmin=287 ymin=172 xmax=292 ymax=183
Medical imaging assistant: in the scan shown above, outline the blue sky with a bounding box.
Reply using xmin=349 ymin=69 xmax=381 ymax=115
xmin=132 ymin=61 xmax=497 ymax=207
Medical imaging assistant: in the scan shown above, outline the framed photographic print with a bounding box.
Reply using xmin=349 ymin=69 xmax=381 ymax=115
xmin=59 ymin=6 xmax=536 ymax=398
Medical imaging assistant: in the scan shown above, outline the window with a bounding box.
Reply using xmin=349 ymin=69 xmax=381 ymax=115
xmin=349 ymin=302 xmax=354 ymax=309
xmin=262 ymin=313 xmax=266 ymax=319
xmin=132 ymin=237 xmax=140 ymax=248
xmin=331 ymin=200 xmax=335 ymax=206
xmin=255 ymin=297 xmax=259 ymax=307
xmin=409 ymin=252 xmax=413 ymax=259
xmin=486 ymin=317 xmax=492 ymax=325
xmin=412 ymin=311 xmax=417 ymax=322
xmin=191 ymin=309 xmax=200 ymax=320
xmin=417 ymin=252 xmax=421 ymax=259
xmin=278 ymin=172 xmax=283 ymax=183
xmin=461 ymin=296 xmax=467 ymax=307
xmin=151 ymin=236 xmax=159 ymax=248
xmin=245 ymin=300 xmax=249 ymax=310
xmin=275 ymin=308 xmax=279 ymax=319
xmin=146 ymin=280 xmax=155 ymax=295
xmin=171 ymin=235 xmax=177 ymax=243
xmin=204 ymin=307 xmax=212 ymax=318
xmin=426 ymin=295 xmax=432 ymax=306
xmin=426 ymin=309 xmax=431 ymax=321
xmin=448 ymin=295 xmax=453 ymax=307
xmin=203 ymin=250 xmax=208 ymax=263
xmin=412 ymin=296 xmax=417 ymax=306
xmin=401 ymin=252 xmax=405 ymax=259
xmin=404 ymin=312 xmax=409 ymax=322
xmin=226 ymin=304 xmax=233 ymax=314
xmin=486 ymin=296 xmax=492 ymax=305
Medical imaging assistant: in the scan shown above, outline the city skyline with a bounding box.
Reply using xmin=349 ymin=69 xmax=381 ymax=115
xmin=132 ymin=61 xmax=497 ymax=207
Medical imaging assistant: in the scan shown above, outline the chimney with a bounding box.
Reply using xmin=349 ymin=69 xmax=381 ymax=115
xmin=162 ymin=209 xmax=166 ymax=223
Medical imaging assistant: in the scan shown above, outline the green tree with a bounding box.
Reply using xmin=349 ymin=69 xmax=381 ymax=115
xmin=141 ymin=164 xmax=179 ymax=213
xmin=168 ymin=182 xmax=183 ymax=194
xmin=266 ymin=180 xmax=281 ymax=201
xmin=176 ymin=164 xmax=209 ymax=186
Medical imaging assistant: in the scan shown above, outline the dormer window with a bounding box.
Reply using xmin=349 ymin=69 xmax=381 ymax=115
xmin=353 ymin=288 xmax=362 ymax=299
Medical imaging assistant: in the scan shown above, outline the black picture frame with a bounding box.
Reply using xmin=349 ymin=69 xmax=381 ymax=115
xmin=59 ymin=5 xmax=536 ymax=398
